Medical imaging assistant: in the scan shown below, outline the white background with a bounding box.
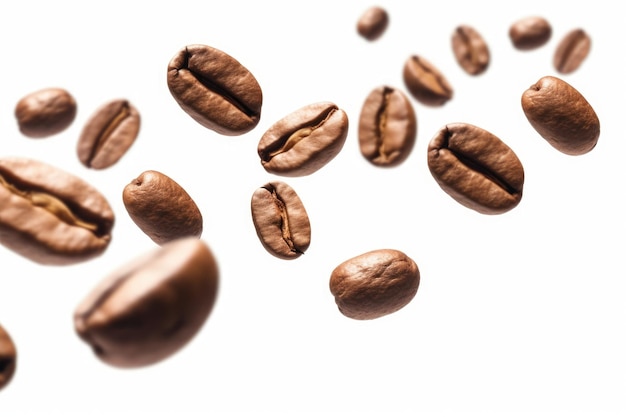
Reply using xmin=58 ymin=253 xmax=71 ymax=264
xmin=0 ymin=1 xmax=624 ymax=416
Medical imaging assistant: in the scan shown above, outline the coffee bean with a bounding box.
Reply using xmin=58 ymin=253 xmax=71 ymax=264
xmin=402 ymin=55 xmax=453 ymax=106
xmin=358 ymin=86 xmax=417 ymax=167
xmin=451 ymin=25 xmax=490 ymax=75
xmin=122 ymin=170 xmax=203 ymax=245
xmin=329 ymin=249 xmax=420 ymax=320
xmin=0 ymin=157 xmax=114 ymax=265
xmin=553 ymin=28 xmax=591 ymax=74
xmin=76 ymin=99 xmax=141 ymax=170
xmin=251 ymin=181 xmax=311 ymax=260
xmin=427 ymin=123 xmax=524 ymax=215
xmin=521 ymin=75 xmax=599 ymax=155
xmin=74 ymin=237 xmax=219 ymax=368
xmin=0 ymin=323 xmax=17 ymax=391
xmin=167 ymin=44 xmax=263 ymax=136
xmin=509 ymin=16 xmax=552 ymax=50
xmin=356 ymin=6 xmax=389 ymax=41
xmin=258 ymin=101 xmax=349 ymax=177
xmin=14 ymin=87 xmax=76 ymax=138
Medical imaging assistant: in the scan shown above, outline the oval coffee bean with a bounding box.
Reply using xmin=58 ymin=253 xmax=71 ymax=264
xmin=329 ymin=249 xmax=420 ymax=320
xmin=356 ymin=6 xmax=389 ymax=41
xmin=0 ymin=157 xmax=114 ymax=265
xmin=123 ymin=170 xmax=203 ymax=245
xmin=77 ymin=99 xmax=141 ymax=169
xmin=0 ymin=323 xmax=17 ymax=391
xmin=74 ymin=237 xmax=219 ymax=368
xmin=509 ymin=16 xmax=552 ymax=50
xmin=358 ymin=85 xmax=417 ymax=167
xmin=167 ymin=44 xmax=263 ymax=136
xmin=521 ymin=76 xmax=600 ymax=155
xmin=402 ymin=55 xmax=453 ymax=106
xmin=427 ymin=123 xmax=524 ymax=215
xmin=14 ymin=87 xmax=76 ymax=138
xmin=553 ymin=28 xmax=591 ymax=74
xmin=451 ymin=25 xmax=490 ymax=75
xmin=258 ymin=101 xmax=349 ymax=177
xmin=251 ymin=181 xmax=311 ymax=260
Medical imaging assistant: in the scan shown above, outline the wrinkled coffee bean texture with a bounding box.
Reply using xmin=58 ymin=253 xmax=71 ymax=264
xmin=14 ymin=87 xmax=77 ymax=138
xmin=451 ymin=25 xmax=490 ymax=75
xmin=553 ymin=28 xmax=591 ymax=74
xmin=403 ymin=55 xmax=453 ymax=106
xmin=356 ymin=6 xmax=389 ymax=41
xmin=0 ymin=323 xmax=17 ymax=391
xmin=509 ymin=16 xmax=552 ymax=50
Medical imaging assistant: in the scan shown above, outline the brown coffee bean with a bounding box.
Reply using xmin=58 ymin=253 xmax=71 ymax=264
xmin=167 ymin=44 xmax=263 ymax=136
xmin=553 ymin=28 xmax=591 ymax=74
xmin=122 ymin=170 xmax=203 ymax=245
xmin=251 ymin=181 xmax=311 ymax=260
xmin=77 ymin=99 xmax=141 ymax=170
xmin=521 ymin=75 xmax=599 ymax=155
xmin=356 ymin=6 xmax=389 ymax=41
xmin=74 ymin=237 xmax=219 ymax=368
xmin=451 ymin=25 xmax=490 ymax=75
xmin=509 ymin=16 xmax=552 ymax=50
xmin=402 ymin=55 xmax=453 ymax=106
xmin=330 ymin=249 xmax=420 ymax=320
xmin=358 ymin=86 xmax=417 ymax=167
xmin=14 ymin=87 xmax=76 ymax=138
xmin=0 ymin=323 xmax=17 ymax=391
xmin=427 ymin=123 xmax=524 ymax=215
xmin=0 ymin=157 xmax=114 ymax=265
xmin=258 ymin=101 xmax=349 ymax=177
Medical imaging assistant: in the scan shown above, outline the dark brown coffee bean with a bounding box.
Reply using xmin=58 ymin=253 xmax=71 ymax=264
xmin=14 ymin=87 xmax=76 ymax=138
xmin=167 ymin=44 xmax=263 ymax=136
xmin=0 ymin=323 xmax=17 ymax=391
xmin=451 ymin=25 xmax=490 ymax=75
xmin=251 ymin=181 xmax=311 ymax=260
xmin=427 ymin=123 xmax=524 ymax=215
xmin=553 ymin=28 xmax=591 ymax=74
xmin=330 ymin=249 xmax=420 ymax=320
xmin=509 ymin=16 xmax=552 ymax=50
xmin=258 ymin=101 xmax=349 ymax=177
xmin=0 ymin=157 xmax=114 ymax=265
xmin=74 ymin=237 xmax=219 ymax=368
xmin=76 ymin=99 xmax=141 ymax=170
xmin=358 ymin=86 xmax=417 ymax=167
xmin=402 ymin=55 xmax=453 ymax=106
xmin=123 ymin=170 xmax=202 ymax=245
xmin=521 ymin=75 xmax=599 ymax=155
xmin=356 ymin=6 xmax=389 ymax=41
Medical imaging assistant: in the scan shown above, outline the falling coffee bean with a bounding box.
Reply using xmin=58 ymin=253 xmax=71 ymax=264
xmin=402 ymin=55 xmax=453 ymax=106
xmin=14 ymin=87 xmax=77 ymax=138
xmin=553 ymin=28 xmax=591 ymax=74
xmin=509 ymin=16 xmax=552 ymax=50
xmin=451 ymin=25 xmax=490 ymax=76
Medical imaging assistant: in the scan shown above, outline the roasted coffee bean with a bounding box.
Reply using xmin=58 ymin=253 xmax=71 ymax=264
xmin=451 ymin=25 xmax=490 ymax=75
xmin=509 ymin=16 xmax=552 ymax=50
xmin=14 ymin=87 xmax=76 ymax=138
xmin=258 ymin=101 xmax=349 ymax=177
xmin=167 ymin=44 xmax=263 ymax=136
xmin=402 ymin=55 xmax=453 ymax=106
xmin=553 ymin=28 xmax=591 ymax=74
xmin=356 ymin=6 xmax=389 ymax=41
xmin=358 ymin=86 xmax=417 ymax=167
xmin=329 ymin=249 xmax=420 ymax=320
xmin=427 ymin=123 xmax=524 ymax=215
xmin=251 ymin=181 xmax=311 ymax=260
xmin=77 ymin=99 xmax=141 ymax=170
xmin=521 ymin=75 xmax=599 ymax=155
xmin=0 ymin=157 xmax=114 ymax=265
xmin=123 ymin=170 xmax=202 ymax=245
xmin=74 ymin=237 xmax=219 ymax=368
xmin=0 ymin=323 xmax=17 ymax=391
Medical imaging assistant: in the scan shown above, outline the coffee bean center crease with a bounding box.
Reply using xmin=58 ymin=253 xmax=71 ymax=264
xmin=263 ymin=184 xmax=304 ymax=255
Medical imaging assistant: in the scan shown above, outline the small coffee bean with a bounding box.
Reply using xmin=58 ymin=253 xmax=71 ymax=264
xmin=451 ymin=25 xmax=490 ymax=75
xmin=258 ymin=101 xmax=349 ymax=177
xmin=122 ymin=170 xmax=203 ymax=245
xmin=356 ymin=6 xmax=389 ymax=41
xmin=509 ymin=16 xmax=552 ymax=50
xmin=402 ymin=55 xmax=453 ymax=106
xmin=250 ymin=181 xmax=311 ymax=260
xmin=0 ymin=323 xmax=17 ymax=391
xmin=167 ymin=44 xmax=263 ymax=135
xmin=427 ymin=123 xmax=524 ymax=215
xmin=329 ymin=249 xmax=420 ymax=320
xmin=14 ymin=87 xmax=76 ymax=138
xmin=74 ymin=237 xmax=219 ymax=368
xmin=553 ymin=28 xmax=591 ymax=74
xmin=77 ymin=99 xmax=141 ymax=170
xmin=358 ymin=85 xmax=417 ymax=167
xmin=521 ymin=75 xmax=599 ymax=155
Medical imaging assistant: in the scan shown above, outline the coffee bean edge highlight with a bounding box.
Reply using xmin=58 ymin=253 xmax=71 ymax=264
xmin=14 ymin=87 xmax=77 ymax=139
xmin=0 ymin=323 xmax=17 ymax=391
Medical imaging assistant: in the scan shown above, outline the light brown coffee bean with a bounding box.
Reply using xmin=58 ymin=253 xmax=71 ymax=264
xmin=451 ymin=25 xmax=490 ymax=75
xmin=358 ymin=85 xmax=417 ymax=167
xmin=521 ymin=75 xmax=599 ymax=155
xmin=258 ymin=101 xmax=349 ymax=177
xmin=74 ymin=237 xmax=219 ymax=368
xmin=14 ymin=87 xmax=76 ymax=138
xmin=427 ymin=123 xmax=524 ymax=215
xmin=167 ymin=44 xmax=263 ymax=136
xmin=509 ymin=16 xmax=552 ymax=50
xmin=356 ymin=6 xmax=389 ymax=41
xmin=330 ymin=249 xmax=420 ymax=320
xmin=0 ymin=323 xmax=17 ymax=391
xmin=0 ymin=157 xmax=114 ymax=265
xmin=123 ymin=170 xmax=203 ymax=245
xmin=553 ymin=28 xmax=591 ymax=74
xmin=77 ymin=99 xmax=141 ymax=169
xmin=402 ymin=55 xmax=453 ymax=106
